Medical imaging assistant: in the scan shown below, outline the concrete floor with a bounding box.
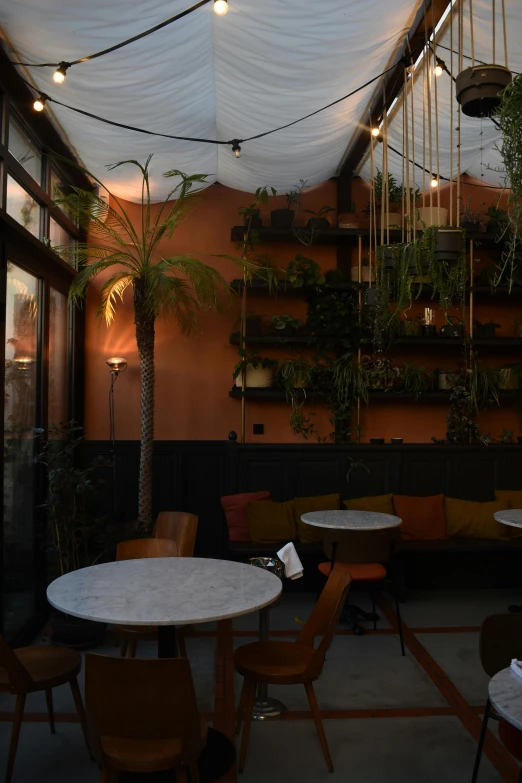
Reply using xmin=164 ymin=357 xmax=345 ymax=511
xmin=1 ymin=587 xmax=522 ymax=782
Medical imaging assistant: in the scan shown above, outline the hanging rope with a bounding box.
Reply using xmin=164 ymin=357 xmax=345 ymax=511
xmin=501 ymin=0 xmax=509 ymax=67
xmin=410 ymin=60 xmax=416 ymax=241
xmin=493 ymin=0 xmax=496 ymax=64
xmin=469 ymin=0 xmax=475 ymax=66
xmin=449 ymin=0 xmax=454 ymax=225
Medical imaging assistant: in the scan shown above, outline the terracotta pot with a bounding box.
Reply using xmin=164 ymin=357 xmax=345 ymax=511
xmin=456 ymin=64 xmax=512 ymax=118
xmin=338 ymin=212 xmax=359 ymax=229
xmin=416 ymin=206 xmax=448 ymax=229
xmin=235 ymin=365 xmax=275 ymax=388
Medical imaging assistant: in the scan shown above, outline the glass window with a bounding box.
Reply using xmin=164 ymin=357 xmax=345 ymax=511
xmin=50 ymin=168 xmax=76 ymax=224
xmin=8 ymin=117 xmax=42 ymax=183
xmin=6 ymin=174 xmax=41 ymax=238
xmin=3 ymin=263 xmax=39 ymax=640
xmin=49 ymin=217 xmax=78 ymax=268
xmin=48 ymin=289 xmax=68 ymax=428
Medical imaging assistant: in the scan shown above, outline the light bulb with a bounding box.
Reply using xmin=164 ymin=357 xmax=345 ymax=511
xmin=434 ymin=64 xmax=443 ymax=77
xmin=33 ymin=95 xmax=46 ymax=112
xmin=53 ymin=62 xmax=70 ymax=84
xmin=430 ymin=177 xmax=439 ymax=188
xmin=371 ymin=127 xmax=381 ymax=137
xmin=214 ymin=0 xmax=228 ymax=14
xmin=232 ymin=140 xmax=242 ymax=158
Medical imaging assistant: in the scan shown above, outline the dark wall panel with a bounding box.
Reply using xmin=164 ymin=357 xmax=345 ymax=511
xmin=400 ymin=455 xmax=450 ymax=497
xmin=295 ymin=459 xmax=339 ymax=498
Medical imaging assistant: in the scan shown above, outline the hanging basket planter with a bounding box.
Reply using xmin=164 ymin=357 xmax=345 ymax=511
xmin=455 ymin=64 xmax=512 ymax=118
xmin=432 ymin=227 xmax=464 ymax=263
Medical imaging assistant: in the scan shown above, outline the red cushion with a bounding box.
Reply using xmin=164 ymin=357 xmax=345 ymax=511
xmin=318 ymin=561 xmax=386 ymax=581
xmin=221 ymin=491 xmax=271 ymax=542
xmin=392 ymin=494 xmax=447 ymax=541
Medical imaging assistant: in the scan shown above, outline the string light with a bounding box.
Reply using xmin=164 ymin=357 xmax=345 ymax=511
xmin=53 ymin=62 xmax=70 ymax=83
xmin=214 ymin=0 xmax=228 ymax=14
xmin=371 ymin=127 xmax=381 ymax=137
xmin=434 ymin=63 xmax=443 ymax=77
xmin=232 ymin=140 xmax=242 ymax=158
xmin=33 ymin=94 xmax=48 ymax=112
xmin=430 ymin=176 xmax=439 ymax=188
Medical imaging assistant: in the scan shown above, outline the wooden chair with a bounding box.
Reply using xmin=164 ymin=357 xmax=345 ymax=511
xmin=234 ymin=568 xmax=352 ymax=773
xmin=471 ymin=613 xmax=522 ymax=782
xmin=153 ymin=511 xmax=198 ymax=557
xmin=319 ymin=528 xmax=405 ymax=655
xmin=0 ymin=635 xmax=91 ymax=783
xmin=116 ymin=538 xmax=187 ymax=658
xmin=85 ymin=654 xmax=206 ymax=782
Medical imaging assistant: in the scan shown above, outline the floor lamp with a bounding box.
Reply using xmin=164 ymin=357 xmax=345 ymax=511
xmin=106 ymin=357 xmax=127 ymax=517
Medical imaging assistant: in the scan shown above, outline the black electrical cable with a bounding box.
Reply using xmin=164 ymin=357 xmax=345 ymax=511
xmin=435 ymin=42 xmax=520 ymax=76
xmin=387 ymin=142 xmax=505 ymax=189
xmin=7 ymin=0 xmax=212 ymax=69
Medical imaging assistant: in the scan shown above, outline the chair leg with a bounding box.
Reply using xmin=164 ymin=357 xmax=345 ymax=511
xmin=70 ymin=677 xmax=93 ymax=760
xmin=45 ymin=688 xmax=55 ymax=734
xmin=127 ymin=638 xmax=137 ymax=658
xmin=99 ymin=767 xmax=110 ymax=783
xmin=371 ymin=589 xmax=377 ymax=631
xmin=177 ymin=628 xmax=188 ymax=658
xmin=235 ymin=678 xmax=248 ymax=736
xmin=5 ymin=693 xmax=25 ymax=783
xmin=177 ymin=769 xmax=188 ymax=783
xmin=238 ymin=678 xmax=257 ymax=774
xmin=471 ymin=699 xmax=491 ymax=783
xmin=189 ymin=761 xmax=200 ymax=783
xmin=119 ymin=636 xmax=128 ymax=657
xmin=304 ymin=682 xmax=333 ymax=773
xmin=392 ymin=581 xmax=406 ymax=657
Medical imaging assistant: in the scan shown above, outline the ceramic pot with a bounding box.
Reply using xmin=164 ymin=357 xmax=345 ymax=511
xmin=391 ymin=438 xmax=403 ymax=444
xmin=433 ymin=227 xmax=464 ymax=263
xmin=235 ymin=365 xmax=275 ymax=388
xmin=456 ymin=64 xmax=512 ymax=118
xmin=351 ymin=267 xmax=376 ymax=282
xmin=438 ymin=372 xmax=457 ymax=390
xmin=416 ymin=206 xmax=448 ymax=229
xmin=338 ymin=212 xmax=359 ymax=229
xmin=306 ymin=217 xmax=330 ymax=231
xmin=270 ymin=209 xmax=295 ymax=229
xmin=244 ymin=213 xmax=262 ymax=229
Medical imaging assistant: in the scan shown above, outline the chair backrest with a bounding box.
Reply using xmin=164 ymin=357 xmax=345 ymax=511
xmin=153 ymin=512 xmax=198 ymax=557
xmin=85 ymin=655 xmax=201 ymax=756
xmin=297 ymin=568 xmax=352 ymax=666
xmin=116 ymin=538 xmax=178 ymax=561
xmin=0 ymin=636 xmax=33 ymax=691
xmin=479 ymin=613 xmax=522 ymax=678
xmin=323 ymin=528 xmax=399 ymax=565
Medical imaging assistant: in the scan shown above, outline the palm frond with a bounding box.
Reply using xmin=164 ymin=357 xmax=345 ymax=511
xmin=147 ymin=274 xmax=201 ymax=336
xmin=69 ymin=258 xmax=132 ymax=307
xmin=156 ymin=256 xmax=231 ymax=310
xmin=99 ymin=272 xmax=134 ymax=325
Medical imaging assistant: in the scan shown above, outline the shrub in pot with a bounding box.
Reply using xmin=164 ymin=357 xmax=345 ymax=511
xmin=285 ymin=254 xmax=325 ymax=288
xmin=456 ymin=64 xmax=512 ymax=118
xmin=304 ymin=205 xmax=335 ymax=231
xmin=473 ymin=319 xmax=500 ymax=339
xmin=459 ymin=197 xmax=483 ymax=233
xmin=239 ymin=185 xmax=276 ymax=229
xmin=271 ymin=180 xmax=306 ymax=228
xmin=233 ymin=350 xmax=278 ymax=388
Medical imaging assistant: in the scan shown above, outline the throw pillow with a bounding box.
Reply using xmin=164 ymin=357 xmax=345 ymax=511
xmin=295 ymin=494 xmax=341 ymax=543
xmin=343 ymin=493 xmax=395 ymax=515
xmin=445 ymin=498 xmax=510 ymax=540
xmin=392 ymin=494 xmax=446 ymax=541
xmin=495 ymin=490 xmax=522 ymax=538
xmin=221 ymin=491 xmax=271 ymax=542
xmin=248 ymin=500 xmax=297 ymax=544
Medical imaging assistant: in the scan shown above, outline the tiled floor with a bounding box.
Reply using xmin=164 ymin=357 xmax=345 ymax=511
xmin=2 ymin=587 xmax=522 ymax=782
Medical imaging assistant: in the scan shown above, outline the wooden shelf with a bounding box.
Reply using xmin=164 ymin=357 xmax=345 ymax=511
xmin=229 ymin=387 xmax=518 ymax=403
xmin=230 ymin=279 xmax=357 ymax=295
xmin=231 ymin=226 xmax=498 ymax=246
xmin=229 ymin=333 xmax=522 ymax=349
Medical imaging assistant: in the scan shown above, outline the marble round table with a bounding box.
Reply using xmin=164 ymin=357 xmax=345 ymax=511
xmin=489 ymin=667 xmax=522 ymax=731
xmin=300 ymin=509 xmax=402 ymax=531
xmin=47 ymin=557 xmax=282 ymax=657
xmin=494 ymin=509 xmax=522 ymax=530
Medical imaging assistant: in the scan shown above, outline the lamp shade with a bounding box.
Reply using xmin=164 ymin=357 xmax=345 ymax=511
xmin=106 ymin=357 xmax=127 ymax=372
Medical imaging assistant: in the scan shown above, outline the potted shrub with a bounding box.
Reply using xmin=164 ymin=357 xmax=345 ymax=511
xmin=402 ymin=314 xmax=422 ymax=337
xmin=440 ymin=316 xmax=466 ymax=338
xmin=437 ymin=369 xmax=457 ymax=390
xmin=486 ymin=205 xmax=509 ymax=237
xmin=269 ymin=313 xmax=303 ymax=334
xmin=238 ymin=186 xmax=277 ymax=228
xmin=285 ymin=254 xmax=325 ymax=288
xmin=351 ymin=258 xmax=376 ymax=282
xmin=361 ymin=355 xmax=401 ymax=391
xmin=304 ymin=205 xmax=335 ymax=231
xmin=456 ymin=64 xmax=512 ymax=118
xmin=271 ymin=180 xmax=306 ymax=228
xmin=35 ymin=423 xmax=109 ymax=648
xmin=473 ymin=319 xmax=501 ymax=339
xmin=459 ymin=197 xmax=484 ymax=232
xmin=233 ymin=350 xmax=278 ymax=388
xmin=338 ymin=203 xmax=359 ymax=229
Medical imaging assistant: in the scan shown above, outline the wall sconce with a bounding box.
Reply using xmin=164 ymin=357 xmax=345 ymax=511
xmin=106 ymin=356 xmax=127 ymax=517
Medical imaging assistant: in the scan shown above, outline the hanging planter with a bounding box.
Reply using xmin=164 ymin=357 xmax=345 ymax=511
xmin=431 ymin=227 xmax=464 ymax=263
xmin=456 ymin=64 xmax=512 ymax=118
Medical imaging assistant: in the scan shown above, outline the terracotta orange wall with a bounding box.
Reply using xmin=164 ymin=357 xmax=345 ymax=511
xmin=84 ymin=177 xmax=522 ymax=444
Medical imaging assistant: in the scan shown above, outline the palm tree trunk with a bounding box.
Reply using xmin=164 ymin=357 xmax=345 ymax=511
xmin=134 ymin=285 xmax=155 ymax=533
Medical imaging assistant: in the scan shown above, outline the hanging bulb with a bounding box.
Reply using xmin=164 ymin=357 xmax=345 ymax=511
xmin=53 ymin=62 xmax=70 ymax=84
xmin=371 ymin=127 xmax=381 ymax=137
xmin=214 ymin=0 xmax=228 ymax=14
xmin=232 ymin=140 xmax=242 ymax=158
xmin=434 ymin=64 xmax=443 ymax=77
xmin=430 ymin=176 xmax=439 ymax=188
xmin=33 ymin=94 xmax=47 ymax=112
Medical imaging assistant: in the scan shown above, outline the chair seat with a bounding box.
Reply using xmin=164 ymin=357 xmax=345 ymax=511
xmin=318 ymin=561 xmax=387 ymax=581
xmin=0 ymin=645 xmax=82 ymax=693
xmin=234 ymin=641 xmax=320 ymax=684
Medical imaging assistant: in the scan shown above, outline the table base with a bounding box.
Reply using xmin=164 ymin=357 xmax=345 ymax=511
xmin=119 ymin=727 xmax=234 ymax=782
xmin=158 ymin=625 xmax=177 ymax=658
xmin=252 ymin=696 xmax=288 ymax=721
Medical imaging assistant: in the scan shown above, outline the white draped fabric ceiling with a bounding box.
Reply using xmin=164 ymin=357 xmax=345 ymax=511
xmin=0 ymin=0 xmax=417 ymax=201
xmin=0 ymin=0 xmax=520 ymax=201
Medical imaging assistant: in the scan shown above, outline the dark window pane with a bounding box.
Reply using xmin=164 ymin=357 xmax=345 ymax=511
xmin=8 ymin=117 xmax=42 ymax=183
xmin=6 ymin=174 xmax=41 ymax=238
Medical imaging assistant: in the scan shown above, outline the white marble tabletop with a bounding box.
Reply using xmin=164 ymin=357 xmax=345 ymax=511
xmin=300 ymin=509 xmax=402 ymax=531
xmin=494 ymin=509 xmax=522 ymax=529
xmin=489 ymin=667 xmax=522 ymax=731
xmin=47 ymin=558 xmax=282 ymax=627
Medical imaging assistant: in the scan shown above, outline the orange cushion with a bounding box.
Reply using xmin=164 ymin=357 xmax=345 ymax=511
xmin=495 ymin=490 xmax=522 ymax=538
xmin=392 ymin=494 xmax=446 ymax=541
xmin=343 ymin=493 xmax=395 ymax=515
xmin=221 ymin=491 xmax=271 ymax=542
xmin=445 ymin=497 xmax=510 ymax=540
xmin=295 ymin=494 xmax=340 ymax=543
xmin=318 ymin=561 xmax=386 ymax=581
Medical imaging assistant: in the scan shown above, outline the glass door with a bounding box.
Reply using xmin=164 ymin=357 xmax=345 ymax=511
xmin=2 ymin=262 xmax=40 ymax=641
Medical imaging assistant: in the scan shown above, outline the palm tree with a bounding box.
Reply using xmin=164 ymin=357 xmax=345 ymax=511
xmin=59 ymin=156 xmax=269 ymax=532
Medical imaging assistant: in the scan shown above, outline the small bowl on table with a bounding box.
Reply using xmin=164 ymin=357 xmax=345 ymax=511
xmin=369 ymin=437 xmax=385 ymax=445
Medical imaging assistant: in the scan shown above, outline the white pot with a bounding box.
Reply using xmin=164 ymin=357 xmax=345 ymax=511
xmin=351 ymin=267 xmax=376 ymax=282
xmin=378 ymin=212 xmax=402 ymax=229
xmin=235 ymin=364 xmax=274 ymax=388
xmin=438 ymin=371 xmax=456 ymax=390
xmin=416 ymin=206 xmax=448 ymax=229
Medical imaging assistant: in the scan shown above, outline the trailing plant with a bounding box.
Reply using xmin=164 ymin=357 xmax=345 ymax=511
xmin=400 ymin=363 xmax=433 ymax=398
xmin=306 ymin=285 xmax=368 ymax=354
xmin=232 ymin=349 xmax=278 ymax=380
xmin=497 ymin=73 xmax=522 ymax=289
xmin=285 ymin=254 xmax=325 ymax=288
xmin=361 ymin=354 xmax=401 ymax=391
xmin=276 ymin=357 xmax=320 ymax=440
xmin=416 ymin=226 xmax=467 ymax=314
xmin=314 ymin=354 xmax=367 ymax=443
xmin=372 ymin=243 xmax=417 ymax=349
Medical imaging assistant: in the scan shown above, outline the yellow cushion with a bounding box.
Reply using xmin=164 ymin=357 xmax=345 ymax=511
xmin=248 ymin=500 xmax=297 ymax=543
xmin=295 ymin=494 xmax=340 ymax=543
xmin=343 ymin=493 xmax=395 ymax=515
xmin=445 ymin=498 xmax=510 ymax=540
xmin=495 ymin=491 xmax=522 ymax=538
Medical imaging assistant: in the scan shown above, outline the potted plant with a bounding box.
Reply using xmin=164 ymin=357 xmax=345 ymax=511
xmin=233 ymin=349 xmax=278 ymax=388
xmin=402 ymin=313 xmax=423 ymax=337
xmin=361 ymin=355 xmax=401 ymax=391
xmin=437 ymin=369 xmax=457 ymax=390
xmin=271 ymin=180 xmax=307 ymax=228
xmin=459 ymin=197 xmax=484 ymax=232
xmin=285 ymin=254 xmax=325 ymax=288
xmin=456 ymin=63 xmax=512 ymax=118
xmin=486 ymin=205 xmax=509 ymax=237
xmin=277 ymin=357 xmax=313 ymax=392
xmin=35 ymin=423 xmax=109 ymax=648
xmin=270 ymin=313 xmax=303 ymax=334
xmin=416 ymin=226 xmax=467 ymax=314
xmin=496 ymin=73 xmax=522 ymax=288
xmin=369 ymin=170 xmax=410 ymax=229
xmin=473 ymin=319 xmax=501 ymax=339
xmin=498 ymin=363 xmax=522 ymax=390
xmin=338 ymin=203 xmax=359 ymax=229
xmin=304 ymin=205 xmax=335 ymax=231
xmin=239 ymin=185 xmax=277 ymax=228
xmin=440 ymin=316 xmax=466 ymax=338
xmin=351 ymin=258 xmax=376 ymax=282
xmin=400 ymin=363 xmax=433 ymax=398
